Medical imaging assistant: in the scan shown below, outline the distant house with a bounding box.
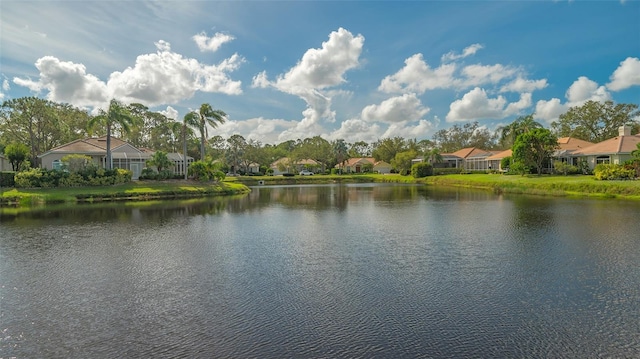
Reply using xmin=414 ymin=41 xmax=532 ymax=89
xmin=437 ymin=147 xmax=499 ymax=171
xmin=486 ymin=149 xmax=512 ymax=171
xmin=573 ymin=125 xmax=640 ymax=170
xmin=336 ymin=157 xmax=392 ymax=174
xmin=38 ymin=136 xmax=193 ymax=180
xmin=270 ymin=157 xmax=320 ymax=175
xmin=554 ymin=137 xmax=595 ymax=165
xmin=0 ymin=153 xmax=12 ymax=171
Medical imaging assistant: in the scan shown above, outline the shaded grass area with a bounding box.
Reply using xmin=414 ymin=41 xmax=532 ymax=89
xmin=0 ymin=180 xmax=250 ymax=207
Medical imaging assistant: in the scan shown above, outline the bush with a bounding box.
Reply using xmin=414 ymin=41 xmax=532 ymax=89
xmin=594 ymin=164 xmax=635 ymax=180
xmin=411 ymin=162 xmax=433 ymax=178
xmin=500 ymin=156 xmax=512 ymax=171
xmin=553 ymin=161 xmax=579 ymax=176
xmin=14 ymin=167 xmax=131 ymax=188
xmin=140 ymin=167 xmax=158 ymax=180
xmin=189 ymin=160 xmax=225 ymax=182
xmin=0 ymin=172 xmax=16 ymax=187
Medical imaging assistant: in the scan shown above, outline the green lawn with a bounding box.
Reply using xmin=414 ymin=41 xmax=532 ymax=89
xmin=0 ymin=180 xmax=250 ymax=206
xmin=422 ymin=173 xmax=640 ymax=199
xmin=3 ymin=173 xmax=639 ymax=207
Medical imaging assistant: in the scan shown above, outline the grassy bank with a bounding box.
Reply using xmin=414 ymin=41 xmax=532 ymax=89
xmin=3 ymin=173 xmax=638 ymax=207
xmin=0 ymin=180 xmax=250 ymax=206
xmin=233 ymin=173 xmax=640 ymax=199
xmin=421 ymin=173 xmax=640 ymax=199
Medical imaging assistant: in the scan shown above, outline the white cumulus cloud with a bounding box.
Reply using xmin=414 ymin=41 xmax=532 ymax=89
xmin=379 ymin=54 xmax=456 ymax=94
xmin=534 ymin=76 xmax=611 ymax=123
xmin=252 ymin=28 xmax=364 ymax=128
xmin=193 ymin=32 xmax=235 ymax=52
xmin=565 ymin=76 xmax=611 ymax=104
xmin=446 ymin=87 xmax=530 ymax=122
xmin=13 ymin=56 xmax=109 ymax=108
xmin=361 ymin=93 xmax=429 ymax=123
xmin=13 ymin=40 xmax=244 ymax=110
xmin=500 ymin=76 xmax=548 ymax=93
xmin=607 ymin=57 xmax=640 ymax=91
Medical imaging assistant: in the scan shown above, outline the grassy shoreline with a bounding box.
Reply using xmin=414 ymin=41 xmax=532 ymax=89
xmin=2 ymin=173 xmax=639 ymax=208
xmin=0 ymin=180 xmax=251 ymax=206
xmin=232 ymin=173 xmax=640 ymax=200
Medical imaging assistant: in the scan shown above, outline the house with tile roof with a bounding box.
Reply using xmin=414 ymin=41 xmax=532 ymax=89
xmin=554 ymin=137 xmax=595 ymax=165
xmin=38 ymin=136 xmax=193 ymax=180
xmin=270 ymin=157 xmax=321 ymax=175
xmin=0 ymin=153 xmax=12 ymax=171
xmin=572 ymin=125 xmax=640 ymax=170
xmin=335 ymin=157 xmax=392 ymax=174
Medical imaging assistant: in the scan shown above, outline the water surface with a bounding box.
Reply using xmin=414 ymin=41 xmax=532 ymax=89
xmin=1 ymin=184 xmax=639 ymax=358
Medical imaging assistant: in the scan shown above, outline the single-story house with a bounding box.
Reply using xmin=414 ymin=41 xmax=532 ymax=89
xmin=486 ymin=149 xmax=512 ymax=171
xmin=572 ymin=125 xmax=640 ymax=170
xmin=336 ymin=157 xmax=392 ymax=174
xmin=554 ymin=137 xmax=595 ymax=165
xmin=38 ymin=136 xmax=193 ymax=180
xmin=0 ymin=153 xmax=12 ymax=171
xmin=270 ymin=157 xmax=320 ymax=175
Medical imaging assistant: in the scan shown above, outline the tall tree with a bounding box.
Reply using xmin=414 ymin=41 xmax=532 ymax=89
xmin=551 ymin=100 xmax=639 ymax=143
xmin=292 ymin=136 xmax=332 ymax=172
xmin=88 ymin=99 xmax=136 ymax=170
xmin=348 ymin=141 xmax=371 ymax=157
xmin=496 ymin=114 xmax=543 ymax=149
xmin=512 ymin=128 xmax=558 ymax=175
xmin=185 ymin=103 xmax=227 ymax=160
xmin=226 ymin=134 xmax=247 ymax=173
xmin=0 ymin=97 xmax=89 ymax=166
xmin=372 ymin=137 xmax=407 ymax=163
xmin=432 ymin=121 xmax=497 ymax=153
xmin=332 ymin=139 xmax=349 ymax=172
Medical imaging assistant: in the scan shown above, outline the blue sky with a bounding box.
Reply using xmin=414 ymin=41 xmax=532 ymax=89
xmin=1 ymin=0 xmax=639 ymax=145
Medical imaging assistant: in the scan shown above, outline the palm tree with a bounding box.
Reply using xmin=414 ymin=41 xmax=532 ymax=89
xmin=497 ymin=114 xmax=543 ymax=149
xmin=185 ymin=103 xmax=227 ymax=160
xmin=425 ymin=148 xmax=443 ymax=165
xmin=180 ymin=115 xmax=197 ymax=180
xmin=88 ymin=99 xmax=135 ymax=170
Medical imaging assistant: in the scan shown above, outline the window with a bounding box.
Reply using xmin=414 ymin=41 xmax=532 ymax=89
xmin=52 ymin=160 xmax=63 ymax=170
xmin=596 ymin=156 xmax=610 ymax=164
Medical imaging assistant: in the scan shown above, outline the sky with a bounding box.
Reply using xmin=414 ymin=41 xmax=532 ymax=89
xmin=1 ymin=0 xmax=639 ymax=145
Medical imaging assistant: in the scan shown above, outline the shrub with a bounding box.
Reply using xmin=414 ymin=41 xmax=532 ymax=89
xmin=432 ymin=168 xmax=463 ymax=175
xmin=509 ymin=161 xmax=529 ymax=176
xmin=0 ymin=172 xmax=16 ymax=187
xmin=500 ymin=156 xmax=512 ymax=171
xmin=61 ymin=154 xmax=94 ymax=173
xmin=140 ymin=167 xmax=158 ymax=180
xmin=594 ymin=164 xmax=635 ymax=180
xmin=15 ymin=168 xmax=44 ymax=188
xmin=553 ymin=161 xmax=579 ymax=176
xmin=411 ymin=162 xmax=433 ymax=178
xmin=189 ymin=160 xmax=225 ymax=182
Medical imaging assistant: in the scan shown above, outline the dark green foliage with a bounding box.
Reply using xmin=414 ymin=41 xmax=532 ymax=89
xmin=553 ymin=161 xmax=579 ymax=176
xmin=411 ymin=162 xmax=433 ymax=178
xmin=188 ymin=160 xmax=225 ymax=182
xmin=0 ymin=171 xmax=16 ymax=187
xmin=500 ymin=156 xmax=512 ymax=171
xmin=4 ymin=143 xmax=30 ymax=171
xmin=512 ymin=128 xmax=558 ymax=175
xmin=14 ymin=167 xmax=131 ymax=188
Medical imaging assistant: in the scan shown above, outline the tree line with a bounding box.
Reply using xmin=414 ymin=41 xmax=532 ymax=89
xmin=1 ymin=97 xmax=638 ymax=174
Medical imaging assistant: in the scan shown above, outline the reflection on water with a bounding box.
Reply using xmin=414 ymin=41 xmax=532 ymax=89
xmin=1 ymin=184 xmax=639 ymax=358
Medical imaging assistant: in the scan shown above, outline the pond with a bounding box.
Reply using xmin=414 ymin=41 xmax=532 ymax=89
xmin=1 ymin=184 xmax=639 ymax=358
